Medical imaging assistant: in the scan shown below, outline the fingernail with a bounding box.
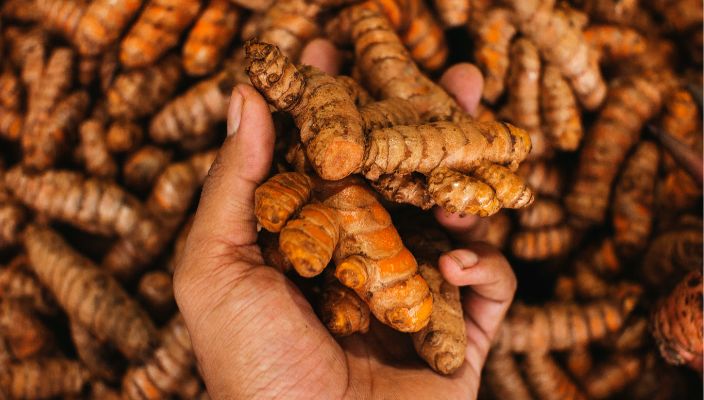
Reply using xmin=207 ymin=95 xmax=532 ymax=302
xmin=227 ymin=88 xmax=244 ymax=136
xmin=448 ymin=250 xmax=478 ymax=269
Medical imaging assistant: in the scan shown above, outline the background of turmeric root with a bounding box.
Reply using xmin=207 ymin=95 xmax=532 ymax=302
xmin=0 ymin=0 xmax=702 ymax=398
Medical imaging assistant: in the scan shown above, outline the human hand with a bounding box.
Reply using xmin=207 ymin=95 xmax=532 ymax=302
xmin=174 ymin=39 xmax=516 ymax=399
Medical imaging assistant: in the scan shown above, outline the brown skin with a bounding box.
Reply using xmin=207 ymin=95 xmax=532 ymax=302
xmin=174 ymin=42 xmax=516 ymax=399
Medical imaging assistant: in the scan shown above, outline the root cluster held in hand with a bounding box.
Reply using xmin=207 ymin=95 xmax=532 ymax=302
xmin=0 ymin=0 xmax=702 ymax=397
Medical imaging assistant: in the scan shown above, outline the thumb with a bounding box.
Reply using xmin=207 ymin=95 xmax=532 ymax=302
xmin=188 ymin=84 xmax=276 ymax=249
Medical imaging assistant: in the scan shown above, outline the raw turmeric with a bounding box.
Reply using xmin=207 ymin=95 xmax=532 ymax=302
xmin=651 ymin=270 xmax=703 ymax=371
xmin=107 ymin=54 xmax=183 ymax=120
xmin=75 ymin=0 xmax=144 ymax=55
xmin=612 ymin=141 xmax=659 ymax=258
xmin=106 ymin=120 xmax=143 ymax=154
xmin=182 ymin=0 xmax=241 ymax=76
xmin=69 ymin=321 xmax=123 ymax=382
xmin=540 ymin=65 xmax=583 ymax=151
xmin=504 ymin=38 xmax=542 ymax=142
xmin=119 ymin=0 xmax=202 ymax=68
xmin=0 ymin=358 xmax=90 ymax=399
xmin=320 ymin=271 xmax=371 ymax=336
xmin=582 ymin=354 xmax=641 ymax=399
xmin=398 ymin=1 xmax=448 ymax=71
xmin=78 ymin=118 xmax=118 ymax=179
xmin=122 ymin=146 xmax=173 ymax=191
xmin=484 ymin=351 xmax=533 ymax=400
xmin=493 ymin=291 xmax=640 ymax=353
xmin=23 ymin=225 xmax=158 ymax=361
xmin=0 ymin=256 xmax=55 ymax=315
xmin=34 ymin=0 xmax=87 ymax=43
xmin=516 ymin=198 xmax=564 ymax=229
xmin=433 ymin=0 xmax=470 ymax=27
xmin=0 ymin=177 xmax=26 ymax=249
xmin=255 ymin=172 xmax=433 ymax=332
xmin=584 ymin=25 xmax=647 ymax=63
xmin=138 ymin=270 xmax=176 ymax=318
xmin=0 ymin=68 xmax=21 ymax=110
xmin=0 ymin=300 xmax=53 ymax=360
xmin=511 ymin=225 xmax=574 ymax=261
xmin=0 ymin=106 xmax=23 ymax=141
xmin=640 ymin=220 xmax=702 ymax=288
xmin=523 ymin=353 xmax=587 ymax=400
xmin=122 ymin=314 xmax=196 ymax=400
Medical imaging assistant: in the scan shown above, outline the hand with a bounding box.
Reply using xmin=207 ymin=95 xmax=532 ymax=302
xmin=174 ymin=40 xmax=516 ymax=399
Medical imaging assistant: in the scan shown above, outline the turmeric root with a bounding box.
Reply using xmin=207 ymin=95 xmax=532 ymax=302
xmin=399 ymin=1 xmax=449 ymax=71
xmin=0 ymin=68 xmax=21 ymax=110
xmin=651 ymin=270 xmax=703 ymax=371
xmin=122 ymin=146 xmax=173 ymax=191
xmin=433 ymin=0 xmax=470 ymax=27
xmin=34 ymin=0 xmax=87 ymax=43
xmin=504 ymin=38 xmax=542 ymax=141
xmin=640 ymin=221 xmax=702 ymax=288
xmin=565 ymin=72 xmax=669 ymax=226
xmin=106 ymin=120 xmax=143 ymax=154
xmin=517 ymin=198 xmax=564 ymax=229
xmin=493 ymin=292 xmax=640 ymax=353
xmin=540 ymin=65 xmax=583 ymax=151
xmin=0 ymin=256 xmax=55 ymax=315
xmin=505 ymin=0 xmax=606 ymax=110
xmin=370 ymin=174 xmax=434 ymax=210
xmin=582 ymin=354 xmax=641 ymax=399
xmin=523 ymin=353 xmax=587 ymax=400
xmin=255 ymin=172 xmax=433 ymax=332
xmin=75 ymin=0 xmax=144 ymax=55
xmin=584 ymin=25 xmax=647 ymax=63
xmin=0 ymin=300 xmax=53 ymax=360
xmin=182 ymin=0 xmax=241 ymax=76
xmin=359 ymin=98 xmax=420 ymax=132
xmin=0 ymin=358 xmax=90 ymax=399
xmin=256 ymin=0 xmax=322 ymax=61
xmin=78 ymin=118 xmax=118 ymax=179
xmin=107 ymin=54 xmax=182 ymax=120
xmin=0 ymin=178 xmax=26 ymax=249
xmin=468 ymin=8 xmax=516 ymax=103
xmin=0 ymin=106 xmax=23 ymax=141
xmin=484 ymin=351 xmax=534 ymax=400
xmin=24 ymin=225 xmax=158 ymax=361
xmin=69 ymin=321 xmax=123 ymax=382
xmin=122 ymin=314 xmax=196 ymax=400
xmin=564 ymin=346 xmax=592 ymax=379
xmin=612 ymin=141 xmax=659 ymax=258
xmin=650 ymin=0 xmax=703 ymax=31
xmin=119 ymin=0 xmax=201 ymax=68
xmin=511 ymin=225 xmax=573 ymax=261
xmin=320 ymin=270 xmax=371 ymax=336
xmin=138 ymin=270 xmax=176 ymax=318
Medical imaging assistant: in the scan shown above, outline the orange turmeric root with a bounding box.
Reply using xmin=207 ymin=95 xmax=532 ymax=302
xmin=493 ymin=290 xmax=641 ymax=353
xmin=78 ymin=118 xmax=118 ymax=179
xmin=584 ymin=25 xmax=647 ymax=63
xmin=523 ymin=353 xmax=587 ymax=400
xmin=433 ymin=0 xmax=470 ymax=27
xmin=484 ymin=351 xmax=533 ymax=400
xmin=0 ymin=173 xmax=26 ymax=249
xmin=469 ymin=7 xmax=516 ymax=103
xmin=24 ymin=225 xmax=158 ymax=361
xmin=255 ymin=172 xmax=432 ymax=332
xmin=122 ymin=314 xmax=196 ymax=400
xmin=517 ymin=160 xmax=563 ymax=198
xmin=106 ymin=120 xmax=143 ymax=154
xmin=0 ymin=300 xmax=53 ymax=360
xmin=0 ymin=256 xmax=55 ymax=315
xmin=182 ymin=0 xmax=241 ymax=76
xmin=0 ymin=358 xmax=90 ymax=399
xmin=612 ymin=141 xmax=659 ymax=258
xmin=399 ymin=1 xmax=449 ymax=71
xmin=320 ymin=270 xmax=371 ymax=337
xmin=119 ymin=0 xmax=201 ymax=68
xmin=138 ymin=270 xmax=176 ymax=318
xmin=122 ymin=146 xmax=173 ymax=191
xmin=641 ymin=220 xmax=703 ymax=289
xmin=582 ymin=354 xmax=641 ymax=399
xmin=541 ymin=65 xmax=583 ymax=151
xmin=75 ymin=0 xmax=144 ymax=55
xmin=0 ymin=68 xmax=21 ymax=110
xmin=511 ymin=225 xmax=573 ymax=261
xmin=69 ymin=321 xmax=123 ymax=382
xmin=504 ymin=38 xmax=542 ymax=142
xmin=107 ymin=54 xmax=182 ymax=120
xmin=651 ymin=270 xmax=703 ymax=371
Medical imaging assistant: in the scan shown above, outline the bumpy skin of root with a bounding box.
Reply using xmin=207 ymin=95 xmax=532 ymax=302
xmin=122 ymin=146 xmax=172 ymax=191
xmin=493 ymin=292 xmax=640 ymax=353
xmin=507 ymin=0 xmax=606 ymax=110
xmin=584 ymin=25 xmax=647 ymax=63
xmin=103 ymin=150 xmax=216 ymax=279
xmin=256 ymin=173 xmax=432 ymax=332
xmin=565 ymin=73 xmax=666 ymax=226
xmin=257 ymin=0 xmax=321 ymax=61
xmin=0 ymin=300 xmax=52 ymax=360
xmin=0 ymin=358 xmax=90 ymax=399
xmin=0 ymin=257 xmax=55 ymax=315
xmin=471 ymin=162 xmax=533 ymax=208
xmin=255 ymin=172 xmax=313 ymax=233
xmin=359 ymin=98 xmax=420 ymax=132
xmin=428 ymin=167 xmax=500 ymax=216
xmin=24 ymin=225 xmax=158 ymax=360
xmin=149 ymin=72 xmax=230 ymax=145
xmin=138 ymin=270 xmax=175 ymax=317
xmin=75 ymin=0 xmax=144 ymax=55
xmin=433 ymin=0 xmax=470 ymax=27
xmin=363 ymin=120 xmax=531 ymax=179
xmin=583 ymin=354 xmax=641 ymax=399
xmin=119 ymin=0 xmax=201 ymax=68
xmin=320 ymin=272 xmax=371 ymax=336
xmin=337 ymin=75 xmax=373 ymax=106
xmin=280 ymin=203 xmax=340 ymax=277
xmin=246 ymin=40 xmax=365 ymax=180
xmin=400 ymin=2 xmax=449 ymax=71
xmin=612 ymin=141 xmax=659 ymax=258
xmin=78 ymin=119 xmax=117 ymax=179
xmin=517 ymin=161 xmax=563 ymax=198
xmin=541 ymin=65 xmax=583 ymax=151
xmin=346 ymin=6 xmax=463 ymax=122
xmin=523 ymin=353 xmax=587 ymax=400
xmin=107 ymin=54 xmax=182 ymax=120
xmin=651 ymin=271 xmax=703 ymax=370
xmin=183 ymin=0 xmax=240 ymax=76
xmin=505 ymin=38 xmax=541 ymax=136
xmin=70 ymin=321 xmax=122 ymax=382
xmin=411 ymin=263 xmax=466 ymax=374
xmin=511 ymin=225 xmax=573 ymax=261
xmin=518 ymin=198 xmax=564 ymax=228
xmin=469 ymin=8 xmax=516 ymax=103
xmin=122 ymin=315 xmax=195 ymax=400
xmin=641 ymin=224 xmax=703 ymax=288
xmin=484 ymin=352 xmax=534 ymax=400
xmin=34 ymin=0 xmax=86 ymax=42
xmin=371 ymin=174 xmax=434 ymax=210
xmin=107 ymin=120 xmax=143 ymax=153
